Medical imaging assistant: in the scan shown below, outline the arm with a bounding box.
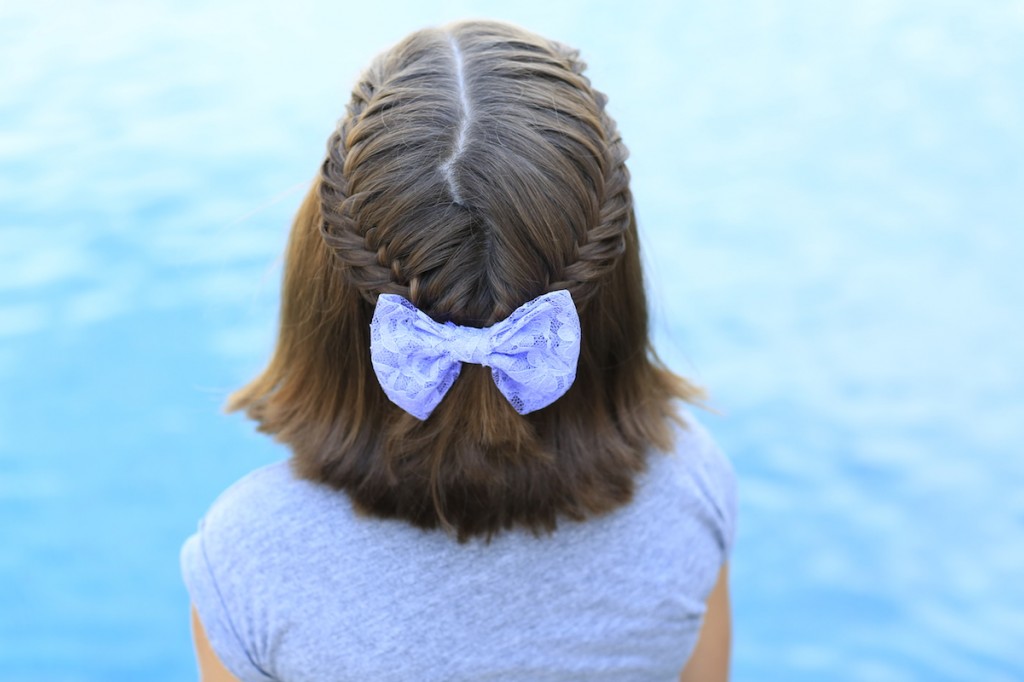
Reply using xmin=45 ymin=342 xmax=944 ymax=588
xmin=191 ymin=605 xmax=241 ymax=682
xmin=680 ymin=562 xmax=732 ymax=682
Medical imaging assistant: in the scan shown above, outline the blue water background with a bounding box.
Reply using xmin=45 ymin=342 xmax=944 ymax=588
xmin=1 ymin=1 xmax=1022 ymax=680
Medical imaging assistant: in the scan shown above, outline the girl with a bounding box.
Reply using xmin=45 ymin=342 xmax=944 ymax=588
xmin=182 ymin=20 xmax=736 ymax=682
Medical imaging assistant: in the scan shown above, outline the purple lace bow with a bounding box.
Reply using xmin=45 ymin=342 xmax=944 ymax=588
xmin=369 ymin=290 xmax=581 ymax=420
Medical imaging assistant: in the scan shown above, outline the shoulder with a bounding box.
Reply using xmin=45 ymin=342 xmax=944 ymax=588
xmin=182 ymin=459 xmax=342 ymax=593
xmin=179 ymin=460 xmax=344 ymax=681
xmin=672 ymin=410 xmax=737 ymax=494
xmin=202 ymin=460 xmax=313 ymax=525
xmin=193 ymin=459 xmax=346 ymax=559
xmin=654 ymin=408 xmax=739 ymax=556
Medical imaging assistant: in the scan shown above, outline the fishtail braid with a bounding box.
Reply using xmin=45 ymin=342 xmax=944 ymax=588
xmin=546 ymin=48 xmax=632 ymax=306
xmin=318 ymin=76 xmax=413 ymax=304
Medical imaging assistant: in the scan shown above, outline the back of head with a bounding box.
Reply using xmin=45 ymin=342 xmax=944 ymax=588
xmin=230 ymin=20 xmax=702 ymax=541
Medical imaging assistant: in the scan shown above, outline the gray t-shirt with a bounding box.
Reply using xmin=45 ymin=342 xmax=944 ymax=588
xmin=180 ymin=412 xmax=737 ymax=681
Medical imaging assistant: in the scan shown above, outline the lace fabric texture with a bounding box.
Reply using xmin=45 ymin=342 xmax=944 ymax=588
xmin=370 ymin=290 xmax=581 ymax=419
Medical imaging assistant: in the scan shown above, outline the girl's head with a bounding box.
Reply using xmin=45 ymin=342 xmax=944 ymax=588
xmin=230 ymin=20 xmax=702 ymax=540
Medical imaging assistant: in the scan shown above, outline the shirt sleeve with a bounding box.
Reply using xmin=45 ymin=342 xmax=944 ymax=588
xmin=708 ymin=436 xmax=739 ymax=557
xmin=181 ymin=522 xmax=275 ymax=682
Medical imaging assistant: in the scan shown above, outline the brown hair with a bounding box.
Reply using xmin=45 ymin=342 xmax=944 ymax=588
xmin=228 ymin=20 xmax=703 ymax=541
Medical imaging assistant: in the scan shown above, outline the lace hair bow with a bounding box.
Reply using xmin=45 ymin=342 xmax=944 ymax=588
xmin=369 ymin=290 xmax=581 ymax=420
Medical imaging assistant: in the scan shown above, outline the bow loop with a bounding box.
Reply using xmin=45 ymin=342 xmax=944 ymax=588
xmin=370 ymin=291 xmax=581 ymax=420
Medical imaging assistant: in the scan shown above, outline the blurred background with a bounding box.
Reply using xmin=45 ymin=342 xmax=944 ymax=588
xmin=1 ymin=0 xmax=1022 ymax=680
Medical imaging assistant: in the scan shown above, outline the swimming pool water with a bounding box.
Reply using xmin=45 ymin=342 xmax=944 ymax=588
xmin=2 ymin=1 xmax=1022 ymax=680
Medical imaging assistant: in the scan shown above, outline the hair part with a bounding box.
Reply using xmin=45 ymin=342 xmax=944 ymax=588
xmin=438 ymin=36 xmax=472 ymax=204
xmin=228 ymin=20 xmax=704 ymax=541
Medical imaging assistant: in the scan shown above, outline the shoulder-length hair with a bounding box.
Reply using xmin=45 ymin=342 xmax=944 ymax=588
xmin=229 ymin=20 xmax=703 ymax=541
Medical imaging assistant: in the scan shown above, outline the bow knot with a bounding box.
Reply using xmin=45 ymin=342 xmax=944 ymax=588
xmin=445 ymin=326 xmax=492 ymax=366
xmin=369 ymin=291 xmax=581 ymax=420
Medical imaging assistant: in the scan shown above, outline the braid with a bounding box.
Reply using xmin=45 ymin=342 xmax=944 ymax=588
xmin=546 ymin=49 xmax=631 ymax=306
xmin=318 ymin=78 xmax=412 ymax=304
